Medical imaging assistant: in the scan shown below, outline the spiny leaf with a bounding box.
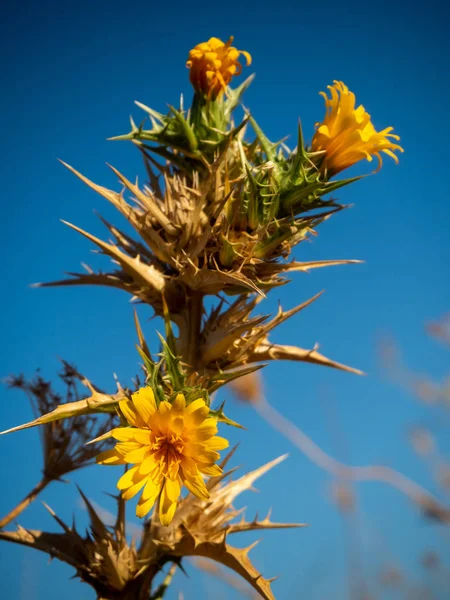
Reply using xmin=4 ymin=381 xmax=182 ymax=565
xmin=107 ymin=164 xmax=177 ymax=235
xmin=201 ymin=315 xmax=270 ymax=364
xmin=136 ymin=345 xmax=156 ymax=382
xmin=250 ymin=342 xmax=365 ymax=375
xmin=224 ymin=74 xmax=255 ymax=118
xmin=289 ymin=119 xmax=309 ymax=179
xmin=0 ymin=527 xmax=85 ymax=568
xmin=60 ymin=162 xmax=176 ymax=264
xmin=168 ymin=105 xmax=198 ymax=152
xmin=219 ymin=455 xmax=289 ymax=505
xmin=227 ymin=518 xmax=306 ymax=535
xmin=134 ymin=101 xmax=165 ymax=123
xmin=210 ymin=402 xmax=245 ymax=429
xmin=134 ymin=310 xmax=152 ymax=362
xmin=246 ymin=113 xmax=277 ymax=162
xmin=178 ymin=265 xmax=265 ymax=297
xmin=261 ymin=291 xmax=324 ymax=337
xmin=161 ymin=296 xmax=178 ymax=359
xmin=269 ymin=258 xmax=363 ymax=274
xmin=172 ymin=534 xmax=275 ymax=600
xmin=207 ymin=364 xmax=267 ymax=394
xmin=77 ymin=487 xmax=110 ymax=541
xmin=156 ymin=332 xmax=185 ymax=392
xmin=0 ymin=390 xmax=124 ymax=435
xmin=61 ymin=220 xmax=168 ymax=293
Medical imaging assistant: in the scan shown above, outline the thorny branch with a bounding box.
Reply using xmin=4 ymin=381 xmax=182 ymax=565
xmin=0 ymin=477 xmax=50 ymax=529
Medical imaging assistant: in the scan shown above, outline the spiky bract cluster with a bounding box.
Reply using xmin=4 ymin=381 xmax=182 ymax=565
xmin=0 ymin=455 xmax=302 ymax=600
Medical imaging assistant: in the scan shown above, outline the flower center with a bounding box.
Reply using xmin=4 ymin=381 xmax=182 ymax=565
xmin=150 ymin=434 xmax=185 ymax=479
xmin=151 ymin=434 xmax=184 ymax=453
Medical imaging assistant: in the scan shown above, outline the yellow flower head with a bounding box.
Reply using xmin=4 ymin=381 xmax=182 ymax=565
xmin=311 ymin=80 xmax=404 ymax=176
xmin=96 ymin=387 xmax=228 ymax=526
xmin=186 ymin=36 xmax=252 ymax=99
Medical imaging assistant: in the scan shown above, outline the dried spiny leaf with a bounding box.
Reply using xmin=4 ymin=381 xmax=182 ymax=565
xmin=1 ymin=453 xmax=302 ymax=600
xmin=1 ymin=384 xmax=124 ymax=436
xmin=146 ymin=454 xmax=302 ymax=600
xmin=173 ymin=532 xmax=276 ymax=600
xmin=198 ymin=292 xmax=363 ymax=377
xmin=44 ymin=158 xmax=360 ymax=335
xmin=3 ymin=365 xmax=117 ymax=479
xmin=0 ymin=491 xmax=143 ymax=597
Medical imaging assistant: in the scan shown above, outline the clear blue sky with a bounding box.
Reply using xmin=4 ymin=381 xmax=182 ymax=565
xmin=1 ymin=1 xmax=449 ymax=598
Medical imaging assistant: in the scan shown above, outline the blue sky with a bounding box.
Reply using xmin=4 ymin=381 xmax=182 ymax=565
xmin=1 ymin=0 xmax=449 ymax=598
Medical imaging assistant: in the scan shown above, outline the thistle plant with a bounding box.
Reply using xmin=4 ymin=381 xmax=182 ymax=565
xmin=0 ymin=36 xmax=403 ymax=599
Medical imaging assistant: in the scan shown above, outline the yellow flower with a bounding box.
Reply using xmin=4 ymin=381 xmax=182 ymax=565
xmin=96 ymin=387 xmax=228 ymax=526
xmin=311 ymin=80 xmax=404 ymax=176
xmin=186 ymin=36 xmax=251 ymax=99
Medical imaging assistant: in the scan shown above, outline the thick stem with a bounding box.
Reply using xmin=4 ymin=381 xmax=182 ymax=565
xmin=185 ymin=292 xmax=203 ymax=369
xmin=95 ymin=565 xmax=158 ymax=600
xmin=0 ymin=477 xmax=50 ymax=529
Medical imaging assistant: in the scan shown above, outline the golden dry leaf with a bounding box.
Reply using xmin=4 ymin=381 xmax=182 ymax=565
xmin=1 ymin=389 xmax=124 ymax=435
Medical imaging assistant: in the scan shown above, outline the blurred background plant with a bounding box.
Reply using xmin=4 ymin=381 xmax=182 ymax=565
xmin=228 ymin=314 xmax=450 ymax=599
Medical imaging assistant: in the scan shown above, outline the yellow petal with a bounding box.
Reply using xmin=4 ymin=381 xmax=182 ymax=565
xmin=171 ymin=393 xmax=186 ymax=413
xmin=151 ymin=401 xmax=171 ymax=435
xmin=242 ymin=50 xmax=252 ymax=65
xmin=119 ymin=398 xmax=146 ymax=428
xmin=167 ymin=453 xmax=180 ymax=480
xmin=165 ymin=477 xmax=182 ymax=502
xmin=182 ymin=473 xmax=209 ymax=501
xmin=133 ymin=430 xmax=152 ymax=444
xmin=111 ymin=427 xmax=142 ymax=442
xmin=139 ymin=455 xmax=158 ymax=476
xmin=195 ymin=427 xmax=218 ymax=442
xmin=159 ymin=400 xmax=172 ymax=414
xmin=199 ymin=463 xmax=223 ymax=477
xmin=122 ymin=477 xmax=147 ymax=501
xmin=195 ymin=417 xmax=218 ymax=441
xmin=131 ymin=387 xmax=157 ymax=425
xmin=184 ymin=443 xmax=220 ymax=463
xmin=96 ymin=449 xmax=125 ymax=465
xmin=204 ymin=436 xmax=229 ymax=451
xmin=136 ymin=493 xmax=158 ymax=519
xmin=117 ymin=465 xmax=140 ymax=490
xmin=159 ymin=478 xmax=181 ymax=525
xmin=124 ymin=446 xmax=149 ymax=464
xmin=170 ymin=416 xmax=184 ymax=436
xmin=185 ymin=401 xmax=209 ymax=427
xmin=180 ymin=455 xmax=200 ymax=479
xmin=115 ymin=441 xmax=142 ymax=456
xmin=185 ymin=398 xmax=207 ymax=415
xmin=140 ymin=476 xmax=162 ymax=503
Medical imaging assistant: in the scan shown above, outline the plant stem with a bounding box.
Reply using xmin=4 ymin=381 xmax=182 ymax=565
xmin=185 ymin=292 xmax=203 ymax=369
xmin=0 ymin=477 xmax=50 ymax=529
xmin=150 ymin=564 xmax=177 ymax=600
